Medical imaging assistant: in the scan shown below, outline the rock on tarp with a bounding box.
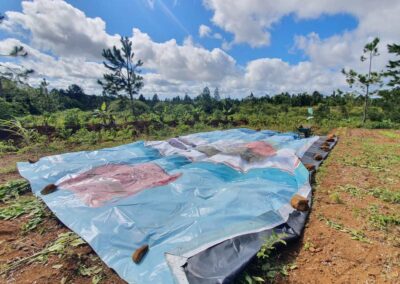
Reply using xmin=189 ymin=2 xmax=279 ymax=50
xmin=17 ymin=129 xmax=320 ymax=284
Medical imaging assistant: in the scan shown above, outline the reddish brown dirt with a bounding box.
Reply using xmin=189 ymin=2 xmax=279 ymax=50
xmin=1 ymin=128 xmax=399 ymax=283
xmin=285 ymin=128 xmax=400 ymax=283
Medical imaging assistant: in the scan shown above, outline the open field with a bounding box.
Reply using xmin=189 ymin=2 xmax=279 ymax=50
xmin=0 ymin=127 xmax=399 ymax=283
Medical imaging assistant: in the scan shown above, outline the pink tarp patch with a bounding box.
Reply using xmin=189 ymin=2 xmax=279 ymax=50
xmin=59 ymin=163 xmax=181 ymax=207
xmin=245 ymin=141 xmax=276 ymax=157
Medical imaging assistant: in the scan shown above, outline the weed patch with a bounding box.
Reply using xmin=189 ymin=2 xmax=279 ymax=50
xmin=318 ymin=215 xmax=371 ymax=243
xmin=339 ymin=184 xmax=400 ymax=204
xmin=238 ymin=232 xmax=294 ymax=283
xmin=368 ymin=205 xmax=400 ymax=230
xmin=0 ymin=232 xmax=86 ymax=275
xmin=329 ymin=192 xmax=344 ymax=204
xmin=369 ymin=188 xmax=400 ymax=204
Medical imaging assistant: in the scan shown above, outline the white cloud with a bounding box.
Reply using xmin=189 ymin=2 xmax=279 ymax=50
xmin=0 ymin=0 xmax=238 ymax=96
xmin=242 ymin=58 xmax=344 ymax=94
xmin=199 ymin=24 xmax=212 ymax=38
xmin=202 ymin=0 xmax=400 ymax=94
xmin=203 ymin=0 xmax=400 ymax=49
xmin=131 ymin=28 xmax=237 ymax=82
xmin=0 ymin=38 xmax=106 ymax=93
xmin=1 ymin=0 xmax=398 ymax=98
xmin=2 ymin=0 xmax=119 ymax=59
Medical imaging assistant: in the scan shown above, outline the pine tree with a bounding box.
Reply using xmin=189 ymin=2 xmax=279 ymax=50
xmin=385 ymin=44 xmax=400 ymax=87
xmin=342 ymin=37 xmax=380 ymax=124
xmin=213 ymin=87 xmax=220 ymax=101
xmin=98 ymin=37 xmax=144 ymax=117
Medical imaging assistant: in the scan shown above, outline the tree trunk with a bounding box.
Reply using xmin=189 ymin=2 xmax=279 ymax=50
xmin=363 ymin=85 xmax=369 ymax=124
xmin=363 ymin=51 xmax=373 ymax=124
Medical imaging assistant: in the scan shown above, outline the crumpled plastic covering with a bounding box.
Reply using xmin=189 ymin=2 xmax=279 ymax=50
xmin=17 ymin=129 xmax=319 ymax=284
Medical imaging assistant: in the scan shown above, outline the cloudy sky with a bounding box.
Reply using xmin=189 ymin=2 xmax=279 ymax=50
xmin=0 ymin=0 xmax=399 ymax=98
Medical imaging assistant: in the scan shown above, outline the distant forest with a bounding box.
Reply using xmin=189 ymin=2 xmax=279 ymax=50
xmin=1 ymin=78 xmax=399 ymax=124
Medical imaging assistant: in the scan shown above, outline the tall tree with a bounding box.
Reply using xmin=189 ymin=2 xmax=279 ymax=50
xmin=213 ymin=87 xmax=220 ymax=101
xmin=40 ymin=78 xmax=49 ymax=97
xmin=342 ymin=37 xmax=380 ymax=123
xmin=98 ymin=37 xmax=144 ymax=117
xmin=0 ymin=13 xmax=33 ymax=98
xmin=384 ymin=43 xmax=400 ymax=87
xmin=0 ymin=46 xmax=33 ymax=99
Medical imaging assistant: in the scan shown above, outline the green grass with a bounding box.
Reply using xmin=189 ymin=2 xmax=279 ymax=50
xmin=369 ymin=188 xmax=400 ymax=204
xmin=380 ymin=130 xmax=400 ymax=139
xmin=0 ymin=165 xmax=17 ymax=175
xmin=339 ymin=184 xmax=364 ymax=198
xmin=339 ymin=184 xmax=400 ymax=204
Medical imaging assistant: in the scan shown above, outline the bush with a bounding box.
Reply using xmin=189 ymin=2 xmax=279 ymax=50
xmin=63 ymin=109 xmax=81 ymax=129
xmin=0 ymin=141 xmax=17 ymax=153
xmin=368 ymin=107 xmax=384 ymax=121
xmin=68 ymin=128 xmax=99 ymax=145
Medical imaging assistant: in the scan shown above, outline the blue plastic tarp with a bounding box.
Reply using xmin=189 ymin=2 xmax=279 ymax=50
xmin=17 ymin=129 xmax=319 ymax=284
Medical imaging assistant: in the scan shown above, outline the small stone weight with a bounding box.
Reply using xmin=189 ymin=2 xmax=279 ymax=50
xmin=305 ymin=164 xmax=316 ymax=171
xmin=132 ymin=244 xmax=149 ymax=264
xmin=41 ymin=184 xmax=58 ymax=195
xmin=28 ymin=159 xmax=38 ymax=164
xmin=322 ymin=141 xmax=330 ymax=147
xmin=290 ymin=194 xmax=310 ymax=211
xmin=320 ymin=145 xmax=330 ymax=152
xmin=314 ymin=153 xmax=323 ymax=161
xmin=326 ymin=134 xmax=336 ymax=142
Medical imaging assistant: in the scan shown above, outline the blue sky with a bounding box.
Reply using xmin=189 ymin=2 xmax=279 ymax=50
xmin=0 ymin=0 xmax=397 ymax=97
xmin=0 ymin=0 xmax=358 ymax=65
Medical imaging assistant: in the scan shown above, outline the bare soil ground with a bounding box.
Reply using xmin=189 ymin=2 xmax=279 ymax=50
xmin=0 ymin=128 xmax=399 ymax=283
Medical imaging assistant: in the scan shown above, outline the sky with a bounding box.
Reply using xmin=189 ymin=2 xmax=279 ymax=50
xmin=0 ymin=0 xmax=399 ymax=98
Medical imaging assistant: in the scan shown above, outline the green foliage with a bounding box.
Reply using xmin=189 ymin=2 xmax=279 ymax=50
xmin=238 ymin=232 xmax=295 ymax=284
xmin=385 ymin=43 xmax=400 ymax=87
xmin=257 ymin=232 xmax=287 ymax=260
xmin=339 ymin=184 xmax=364 ymax=198
xmin=63 ymin=108 xmax=81 ymax=129
xmin=319 ymin=215 xmax=371 ymax=243
xmin=0 ymin=140 xmax=17 ymax=153
xmin=0 ymin=196 xmax=41 ymax=221
xmin=369 ymin=188 xmax=400 ymax=204
xmin=0 ymin=231 xmax=86 ymax=275
xmin=69 ymin=128 xmax=99 ymax=145
xmin=0 ymin=118 xmax=40 ymax=146
xmin=342 ymin=37 xmax=381 ymax=124
xmin=99 ymin=36 xmax=144 ymax=117
xmin=368 ymin=205 xmax=400 ymax=230
xmin=242 ymin=273 xmax=264 ymax=284
xmin=329 ymin=192 xmax=344 ymax=204
xmin=0 ymin=179 xmax=47 ymax=233
xmin=0 ymin=97 xmax=24 ymax=119
xmin=0 ymin=179 xmax=30 ymax=202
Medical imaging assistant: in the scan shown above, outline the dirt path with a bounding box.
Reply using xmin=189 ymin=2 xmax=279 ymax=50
xmin=0 ymin=128 xmax=399 ymax=283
